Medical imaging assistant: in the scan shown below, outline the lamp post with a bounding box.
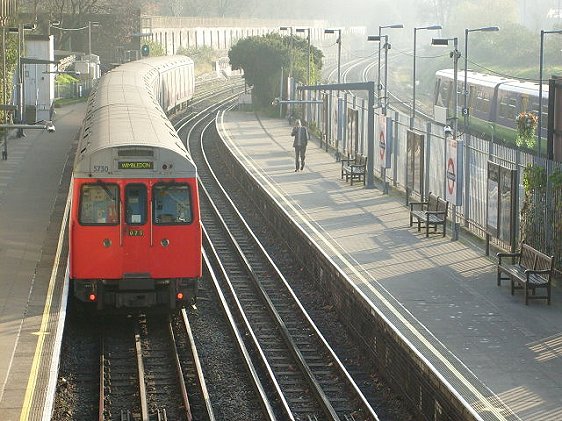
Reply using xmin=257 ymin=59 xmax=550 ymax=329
xmin=7 ymin=22 xmax=37 ymax=137
xmin=411 ymin=24 xmax=442 ymax=129
xmin=296 ymin=28 xmax=311 ymax=84
xmin=432 ymin=37 xmax=460 ymax=138
xmin=368 ymin=34 xmax=394 ymax=114
xmin=463 ymin=26 xmax=499 ymax=128
xmin=279 ymin=26 xmax=294 ymax=77
xmin=324 ymin=28 xmax=341 ymax=84
xmin=376 ymin=24 xmax=403 ymax=107
xmin=538 ymin=29 xmax=562 ymax=157
xmin=432 ymin=36 xmax=460 ymax=240
xmin=50 ymin=21 xmax=99 ymax=57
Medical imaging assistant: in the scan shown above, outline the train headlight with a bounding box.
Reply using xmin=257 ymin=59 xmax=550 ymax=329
xmin=161 ymin=238 xmax=170 ymax=247
xmin=102 ymin=238 xmax=112 ymax=248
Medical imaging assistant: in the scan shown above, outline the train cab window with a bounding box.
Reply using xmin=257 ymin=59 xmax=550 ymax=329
xmin=153 ymin=184 xmax=192 ymax=224
xmin=79 ymin=184 xmax=119 ymax=225
xmin=125 ymin=184 xmax=147 ymax=225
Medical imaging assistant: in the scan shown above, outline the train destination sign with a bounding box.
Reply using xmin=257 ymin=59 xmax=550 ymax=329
xmin=118 ymin=161 xmax=154 ymax=170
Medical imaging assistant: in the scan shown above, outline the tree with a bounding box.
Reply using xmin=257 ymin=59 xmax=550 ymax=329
xmin=228 ymin=33 xmax=323 ymax=108
xmin=416 ymin=0 xmax=463 ymax=28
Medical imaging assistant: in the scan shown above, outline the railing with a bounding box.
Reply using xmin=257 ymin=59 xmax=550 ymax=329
xmin=54 ymin=79 xmax=96 ymax=100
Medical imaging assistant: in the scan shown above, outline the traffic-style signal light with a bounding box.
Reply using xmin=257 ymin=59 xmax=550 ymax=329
xmin=141 ymin=44 xmax=150 ymax=56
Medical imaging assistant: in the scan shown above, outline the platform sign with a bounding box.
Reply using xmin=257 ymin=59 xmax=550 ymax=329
xmin=487 ymin=162 xmax=517 ymax=244
xmin=378 ymin=115 xmax=392 ymax=168
xmin=337 ymin=98 xmax=345 ymax=149
xmin=445 ymin=137 xmax=463 ymax=205
xmin=406 ymin=130 xmax=425 ymax=199
xmin=347 ymin=108 xmax=359 ymax=156
xmin=486 ymin=163 xmax=499 ymax=237
xmin=330 ymin=97 xmax=339 ymax=150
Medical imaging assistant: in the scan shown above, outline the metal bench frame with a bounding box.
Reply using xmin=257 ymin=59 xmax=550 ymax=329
xmin=409 ymin=193 xmax=449 ymax=237
xmin=341 ymin=155 xmax=367 ymax=186
xmin=497 ymin=243 xmax=554 ymax=305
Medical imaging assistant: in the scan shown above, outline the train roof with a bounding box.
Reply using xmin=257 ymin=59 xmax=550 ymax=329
xmin=73 ymin=56 xmax=196 ymax=178
xmin=436 ymin=68 xmax=517 ymax=88
xmin=436 ymin=68 xmax=548 ymax=97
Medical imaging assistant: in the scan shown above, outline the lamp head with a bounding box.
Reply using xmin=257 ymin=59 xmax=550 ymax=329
xmin=432 ymin=38 xmax=450 ymax=46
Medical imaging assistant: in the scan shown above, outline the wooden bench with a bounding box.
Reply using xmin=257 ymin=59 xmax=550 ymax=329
xmin=409 ymin=193 xmax=449 ymax=237
xmin=497 ymin=243 xmax=554 ymax=305
xmin=341 ymin=155 xmax=367 ymax=186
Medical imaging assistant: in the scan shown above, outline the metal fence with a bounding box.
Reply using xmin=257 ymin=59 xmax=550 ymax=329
xmin=303 ymin=87 xmax=562 ymax=269
xmin=54 ymin=79 xmax=96 ymax=100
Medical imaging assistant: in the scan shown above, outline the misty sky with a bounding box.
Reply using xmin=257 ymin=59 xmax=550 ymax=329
xmin=255 ymin=0 xmax=559 ymax=33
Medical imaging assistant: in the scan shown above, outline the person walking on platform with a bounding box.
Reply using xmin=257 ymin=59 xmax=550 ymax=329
xmin=291 ymin=119 xmax=309 ymax=171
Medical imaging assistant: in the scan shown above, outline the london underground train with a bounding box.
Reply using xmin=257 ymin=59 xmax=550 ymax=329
xmin=69 ymin=55 xmax=201 ymax=311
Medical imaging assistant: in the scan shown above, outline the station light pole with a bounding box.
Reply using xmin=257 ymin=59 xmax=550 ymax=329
xmin=411 ymin=25 xmax=442 ymax=129
xmin=88 ymin=21 xmax=100 ymax=56
xmin=432 ymin=36 xmax=460 ymax=240
xmin=432 ymin=37 xmax=460 ymax=139
xmin=296 ymin=28 xmax=311 ymax=84
xmin=463 ymin=26 xmax=499 ymax=128
xmin=51 ymin=21 xmax=100 ymax=57
xmin=279 ymin=26 xmax=294 ymax=77
xmin=367 ymin=33 xmax=394 ymax=114
xmin=538 ymin=29 xmax=562 ymax=158
xmin=375 ymin=24 xmax=403 ymax=107
xmin=324 ymin=28 xmax=342 ymax=84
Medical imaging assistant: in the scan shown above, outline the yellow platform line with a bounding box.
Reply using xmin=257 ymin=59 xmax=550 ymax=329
xmin=19 ymin=193 xmax=71 ymax=421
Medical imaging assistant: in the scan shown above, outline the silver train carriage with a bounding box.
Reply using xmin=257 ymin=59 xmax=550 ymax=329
xmin=434 ymin=69 xmax=549 ymax=138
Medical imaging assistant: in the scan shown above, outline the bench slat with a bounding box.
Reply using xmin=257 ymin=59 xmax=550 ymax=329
xmin=496 ymin=243 xmax=554 ymax=305
xmin=409 ymin=193 xmax=448 ymax=237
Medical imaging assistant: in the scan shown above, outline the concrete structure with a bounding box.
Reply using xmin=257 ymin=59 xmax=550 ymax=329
xmin=23 ymin=35 xmax=55 ymax=122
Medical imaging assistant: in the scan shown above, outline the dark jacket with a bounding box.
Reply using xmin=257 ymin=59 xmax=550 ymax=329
xmin=291 ymin=126 xmax=309 ymax=148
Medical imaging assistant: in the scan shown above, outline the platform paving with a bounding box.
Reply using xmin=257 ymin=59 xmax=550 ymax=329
xmin=0 ymin=102 xmax=85 ymax=420
xmin=218 ymin=110 xmax=562 ymax=421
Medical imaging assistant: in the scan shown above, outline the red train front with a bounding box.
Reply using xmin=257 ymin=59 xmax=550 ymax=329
xmin=69 ymin=56 xmax=200 ymax=311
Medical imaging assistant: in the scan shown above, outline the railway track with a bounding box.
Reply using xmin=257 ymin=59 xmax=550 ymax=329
xmin=99 ymin=313 xmax=212 ymax=421
xmin=54 ymin=74 xmax=412 ymax=421
xmin=182 ymin=100 xmax=381 ymax=420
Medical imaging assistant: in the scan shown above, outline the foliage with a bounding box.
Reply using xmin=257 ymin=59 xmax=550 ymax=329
xmin=521 ymin=164 xmax=562 ymax=269
xmin=0 ymin=34 xmax=19 ymax=123
xmin=228 ymin=33 xmax=323 ymax=108
xmin=515 ymin=112 xmax=538 ymax=149
xmin=143 ymin=40 xmax=165 ymax=57
xmin=177 ymin=46 xmax=217 ymax=63
xmin=522 ymin=164 xmax=546 ymax=193
xmin=55 ymin=73 xmax=79 ymax=84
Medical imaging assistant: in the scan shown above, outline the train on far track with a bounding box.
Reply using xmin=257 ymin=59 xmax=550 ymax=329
xmin=434 ymin=69 xmax=549 ymax=138
xmin=69 ymin=55 xmax=201 ymax=312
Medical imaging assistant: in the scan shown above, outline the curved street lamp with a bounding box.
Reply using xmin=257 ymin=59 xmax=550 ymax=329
xmin=296 ymin=28 xmax=311 ymax=84
xmin=376 ymin=24 xmax=403 ymax=108
xmin=463 ymin=26 xmax=499 ymax=128
xmin=324 ymin=28 xmax=342 ymax=84
xmin=411 ymin=24 xmax=442 ymax=129
xmin=279 ymin=26 xmax=293 ymax=77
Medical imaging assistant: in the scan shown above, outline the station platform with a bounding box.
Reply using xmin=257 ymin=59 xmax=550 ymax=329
xmin=0 ymin=103 xmax=85 ymax=420
xmin=218 ymin=110 xmax=562 ymax=421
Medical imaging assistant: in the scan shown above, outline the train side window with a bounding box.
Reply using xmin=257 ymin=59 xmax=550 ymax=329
xmin=125 ymin=184 xmax=147 ymax=225
xmin=79 ymin=184 xmax=119 ymax=225
xmin=153 ymin=184 xmax=192 ymax=224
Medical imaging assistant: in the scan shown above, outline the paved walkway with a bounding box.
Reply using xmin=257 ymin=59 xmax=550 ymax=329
xmin=0 ymin=102 xmax=85 ymax=420
xmin=218 ymin=110 xmax=562 ymax=421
